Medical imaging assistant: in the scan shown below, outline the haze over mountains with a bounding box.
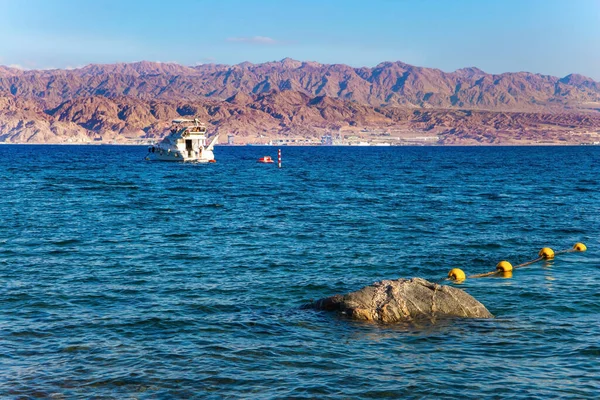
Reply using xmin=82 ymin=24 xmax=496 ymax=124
xmin=1 ymin=59 xmax=600 ymax=144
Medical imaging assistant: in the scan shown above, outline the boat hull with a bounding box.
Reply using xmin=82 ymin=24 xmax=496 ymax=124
xmin=146 ymin=149 xmax=215 ymax=162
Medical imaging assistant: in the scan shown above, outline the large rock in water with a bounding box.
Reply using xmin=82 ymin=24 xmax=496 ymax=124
xmin=309 ymin=278 xmax=493 ymax=322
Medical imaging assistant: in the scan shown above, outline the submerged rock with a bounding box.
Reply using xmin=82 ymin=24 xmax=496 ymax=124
xmin=308 ymin=278 xmax=493 ymax=323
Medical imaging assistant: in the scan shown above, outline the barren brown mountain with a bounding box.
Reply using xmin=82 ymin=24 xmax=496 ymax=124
xmin=1 ymin=59 xmax=600 ymax=144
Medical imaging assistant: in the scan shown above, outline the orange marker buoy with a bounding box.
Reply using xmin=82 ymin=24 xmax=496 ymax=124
xmin=257 ymin=156 xmax=274 ymax=163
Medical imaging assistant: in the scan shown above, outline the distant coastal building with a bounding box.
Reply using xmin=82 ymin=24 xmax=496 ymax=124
xmin=321 ymin=134 xmax=333 ymax=146
xmin=227 ymin=134 xmax=234 ymax=145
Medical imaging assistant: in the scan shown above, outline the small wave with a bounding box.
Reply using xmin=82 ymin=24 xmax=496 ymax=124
xmin=48 ymin=238 xmax=81 ymax=246
xmin=574 ymin=186 xmax=595 ymax=192
xmin=552 ymin=228 xmax=587 ymax=234
xmin=578 ymin=345 xmax=600 ymax=357
xmin=9 ymin=329 xmax=54 ymax=338
xmin=61 ymin=345 xmax=91 ymax=353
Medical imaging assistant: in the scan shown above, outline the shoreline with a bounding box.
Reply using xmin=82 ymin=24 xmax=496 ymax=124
xmin=1 ymin=142 xmax=598 ymax=147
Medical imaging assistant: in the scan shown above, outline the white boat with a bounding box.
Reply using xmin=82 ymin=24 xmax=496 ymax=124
xmin=146 ymin=118 xmax=218 ymax=162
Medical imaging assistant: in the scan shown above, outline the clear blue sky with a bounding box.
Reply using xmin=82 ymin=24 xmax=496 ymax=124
xmin=1 ymin=0 xmax=599 ymax=79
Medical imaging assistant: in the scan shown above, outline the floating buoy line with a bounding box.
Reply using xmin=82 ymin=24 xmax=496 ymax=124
xmin=447 ymin=243 xmax=587 ymax=282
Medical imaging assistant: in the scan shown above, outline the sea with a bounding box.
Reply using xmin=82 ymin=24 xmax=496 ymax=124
xmin=1 ymin=144 xmax=599 ymax=399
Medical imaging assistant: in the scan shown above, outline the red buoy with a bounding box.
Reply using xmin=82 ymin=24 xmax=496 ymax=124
xmin=257 ymin=156 xmax=274 ymax=163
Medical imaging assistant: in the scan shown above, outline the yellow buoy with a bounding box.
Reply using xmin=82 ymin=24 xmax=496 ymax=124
xmin=496 ymin=260 xmax=513 ymax=272
xmin=448 ymin=268 xmax=466 ymax=282
xmin=500 ymin=271 xmax=513 ymax=279
xmin=573 ymin=242 xmax=587 ymax=252
xmin=538 ymin=247 xmax=555 ymax=260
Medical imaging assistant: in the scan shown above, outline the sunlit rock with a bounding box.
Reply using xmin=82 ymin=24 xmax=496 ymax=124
xmin=308 ymin=277 xmax=493 ymax=323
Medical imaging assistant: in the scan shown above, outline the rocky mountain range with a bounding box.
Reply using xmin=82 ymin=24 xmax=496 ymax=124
xmin=1 ymin=59 xmax=600 ymax=144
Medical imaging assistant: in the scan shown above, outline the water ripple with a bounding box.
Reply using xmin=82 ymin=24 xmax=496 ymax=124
xmin=0 ymin=145 xmax=599 ymax=398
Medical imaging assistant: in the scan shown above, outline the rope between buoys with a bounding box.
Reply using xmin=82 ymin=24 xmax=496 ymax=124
xmin=513 ymin=256 xmax=543 ymax=269
xmin=468 ymin=270 xmax=499 ymax=279
xmin=447 ymin=242 xmax=587 ymax=282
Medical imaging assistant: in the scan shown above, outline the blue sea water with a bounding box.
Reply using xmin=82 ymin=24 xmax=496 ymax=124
xmin=0 ymin=144 xmax=599 ymax=399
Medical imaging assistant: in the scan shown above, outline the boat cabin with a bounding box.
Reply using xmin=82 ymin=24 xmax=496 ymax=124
xmin=171 ymin=118 xmax=208 ymax=151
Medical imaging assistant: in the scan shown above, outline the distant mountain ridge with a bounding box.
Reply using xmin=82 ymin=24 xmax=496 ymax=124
xmin=1 ymin=59 xmax=600 ymax=144
xmin=2 ymin=59 xmax=600 ymax=110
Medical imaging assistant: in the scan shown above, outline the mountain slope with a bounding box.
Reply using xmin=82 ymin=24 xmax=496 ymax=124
xmin=2 ymin=59 xmax=600 ymax=110
xmin=1 ymin=60 xmax=600 ymax=144
xmin=1 ymin=91 xmax=599 ymax=145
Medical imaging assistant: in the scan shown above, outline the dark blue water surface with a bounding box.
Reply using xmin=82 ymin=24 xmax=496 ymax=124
xmin=1 ymin=145 xmax=599 ymax=398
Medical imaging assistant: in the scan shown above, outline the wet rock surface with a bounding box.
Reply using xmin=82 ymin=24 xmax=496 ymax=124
xmin=309 ymin=278 xmax=493 ymax=323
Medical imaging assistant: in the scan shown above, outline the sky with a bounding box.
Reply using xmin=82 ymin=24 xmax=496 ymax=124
xmin=0 ymin=0 xmax=599 ymax=79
